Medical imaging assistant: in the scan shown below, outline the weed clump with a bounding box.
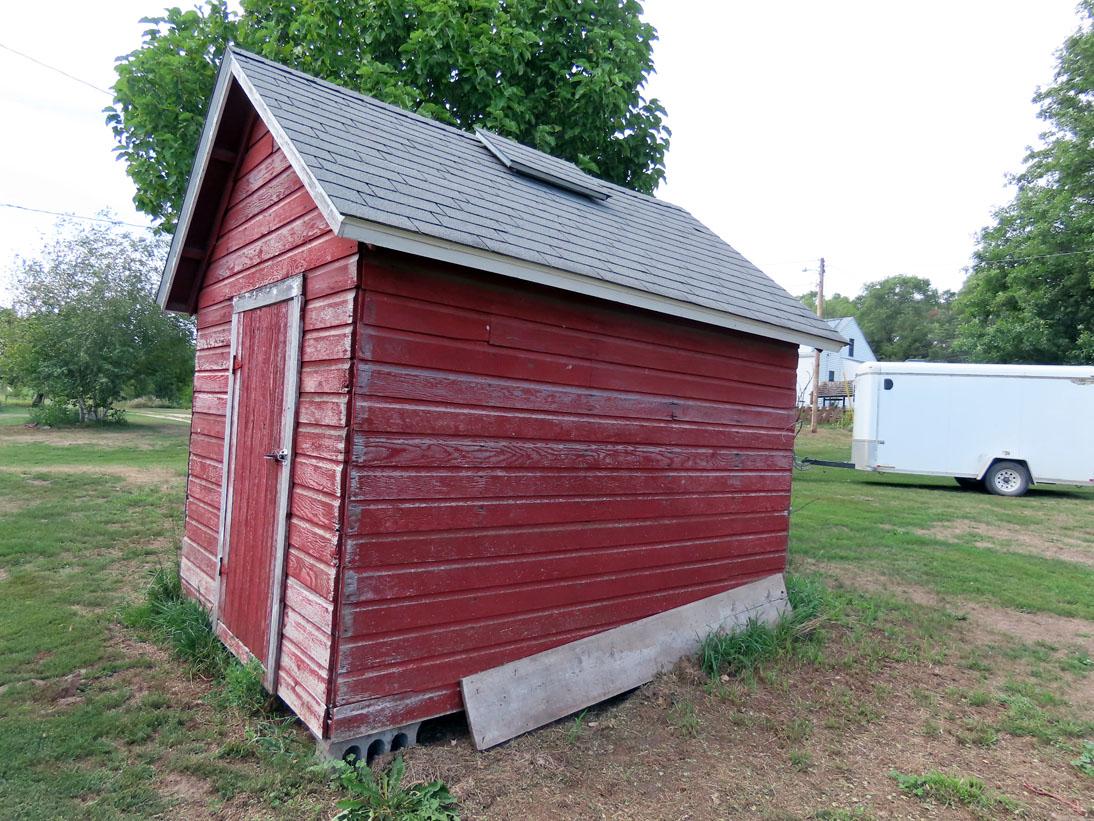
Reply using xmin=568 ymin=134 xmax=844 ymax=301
xmin=1073 ymin=740 xmax=1094 ymax=777
xmin=699 ymin=574 xmax=828 ymax=678
xmin=322 ymin=755 xmax=459 ymax=820
xmin=890 ymin=770 xmax=1021 ymax=814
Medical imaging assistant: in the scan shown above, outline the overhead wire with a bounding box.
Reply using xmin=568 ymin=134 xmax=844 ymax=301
xmin=0 ymin=41 xmax=113 ymax=96
xmin=0 ymin=202 xmax=152 ymax=230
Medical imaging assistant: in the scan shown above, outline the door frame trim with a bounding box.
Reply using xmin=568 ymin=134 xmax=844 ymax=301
xmin=212 ymin=274 xmax=304 ymax=692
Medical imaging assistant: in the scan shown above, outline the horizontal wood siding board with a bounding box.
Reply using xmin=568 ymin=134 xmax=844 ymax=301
xmin=336 ymin=246 xmax=796 ymax=730
xmin=351 ymin=399 xmax=793 ymax=450
xmin=358 ymin=328 xmax=791 ymax=409
xmin=352 ymin=435 xmax=791 ymax=472
xmin=357 ymin=364 xmax=793 ymax=429
xmin=180 ymin=113 xmax=359 ymax=742
xmin=329 ymin=687 xmax=462 ymax=742
xmin=361 ymin=254 xmax=796 ymax=369
xmin=344 ymin=533 xmax=786 ymax=603
xmin=349 ymin=467 xmax=789 ymax=501
xmin=343 ymin=557 xmax=785 ymax=639
xmin=341 ymin=559 xmax=786 ymax=667
xmin=344 ymin=511 xmax=787 ymax=567
xmin=347 ymin=491 xmax=789 ymax=534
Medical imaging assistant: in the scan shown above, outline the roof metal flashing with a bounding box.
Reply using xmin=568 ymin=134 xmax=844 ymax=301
xmin=475 ymin=128 xmax=609 ymax=201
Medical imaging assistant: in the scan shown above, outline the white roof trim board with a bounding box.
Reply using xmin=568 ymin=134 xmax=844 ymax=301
xmin=161 ymin=48 xmax=845 ymax=351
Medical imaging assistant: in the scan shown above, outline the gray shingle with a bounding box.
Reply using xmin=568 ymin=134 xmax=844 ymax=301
xmin=231 ymin=49 xmax=842 ymax=345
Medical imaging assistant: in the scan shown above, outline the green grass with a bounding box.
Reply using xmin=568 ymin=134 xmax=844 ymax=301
xmin=699 ymin=573 xmax=827 ymax=677
xmin=0 ymin=418 xmax=330 ymax=818
xmin=890 ymin=770 xmax=1021 ymax=814
xmin=793 ymin=427 xmax=1094 ymax=619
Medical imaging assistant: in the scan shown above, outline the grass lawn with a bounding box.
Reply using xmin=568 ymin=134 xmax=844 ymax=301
xmin=792 ymin=426 xmax=1094 ymax=619
xmin=0 ymin=404 xmax=332 ymax=819
xmin=0 ymin=408 xmax=1091 ymax=819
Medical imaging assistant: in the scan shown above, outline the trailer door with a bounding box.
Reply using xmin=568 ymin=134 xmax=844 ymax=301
xmin=874 ymin=373 xmax=951 ymax=475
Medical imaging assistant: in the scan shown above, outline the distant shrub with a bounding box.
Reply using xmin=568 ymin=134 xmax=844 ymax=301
xmin=127 ymin=396 xmax=177 ymax=408
xmin=27 ymin=403 xmax=79 ymax=427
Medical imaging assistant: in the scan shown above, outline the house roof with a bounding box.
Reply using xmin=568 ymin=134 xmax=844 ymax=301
xmin=161 ymin=48 xmax=845 ymax=350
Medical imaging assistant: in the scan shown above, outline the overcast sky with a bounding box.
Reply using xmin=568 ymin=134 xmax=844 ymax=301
xmin=0 ymin=1 xmax=1082 ymax=306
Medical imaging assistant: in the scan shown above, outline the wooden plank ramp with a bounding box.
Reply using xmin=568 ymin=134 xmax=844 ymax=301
xmin=460 ymin=573 xmax=789 ymax=750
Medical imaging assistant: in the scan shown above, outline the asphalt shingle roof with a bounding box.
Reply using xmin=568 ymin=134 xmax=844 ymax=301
xmin=228 ymin=49 xmax=843 ymax=346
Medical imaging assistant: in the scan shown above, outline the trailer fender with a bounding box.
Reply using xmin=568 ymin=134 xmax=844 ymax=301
xmin=980 ymin=456 xmax=1033 ymax=485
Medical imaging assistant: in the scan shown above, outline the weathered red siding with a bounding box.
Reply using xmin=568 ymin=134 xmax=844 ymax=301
xmin=181 ymin=117 xmax=359 ymax=737
xmin=329 ymin=251 xmax=797 ymax=740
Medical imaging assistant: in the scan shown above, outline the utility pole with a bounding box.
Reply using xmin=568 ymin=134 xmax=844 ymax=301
xmin=809 ymin=257 xmax=826 ymax=434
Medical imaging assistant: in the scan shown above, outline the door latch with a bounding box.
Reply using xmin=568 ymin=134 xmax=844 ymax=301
xmin=263 ymin=449 xmax=288 ymax=463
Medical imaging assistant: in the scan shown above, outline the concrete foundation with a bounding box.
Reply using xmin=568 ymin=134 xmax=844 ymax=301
xmin=318 ymin=721 xmax=423 ymax=763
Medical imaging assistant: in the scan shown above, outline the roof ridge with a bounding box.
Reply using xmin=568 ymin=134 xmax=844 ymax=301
xmin=227 ymin=46 xmax=689 ymax=212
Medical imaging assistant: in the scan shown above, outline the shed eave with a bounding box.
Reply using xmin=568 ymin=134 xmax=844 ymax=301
xmin=158 ymin=53 xmax=236 ymax=312
xmin=337 ymin=214 xmax=845 ymax=351
xmin=158 ymin=51 xmax=344 ymax=314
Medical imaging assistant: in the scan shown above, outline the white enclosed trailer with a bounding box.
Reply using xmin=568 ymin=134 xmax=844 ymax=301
xmin=852 ymin=362 xmax=1094 ymax=496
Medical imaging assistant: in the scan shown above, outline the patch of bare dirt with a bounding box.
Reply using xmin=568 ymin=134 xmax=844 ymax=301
xmin=405 ymin=649 xmax=1091 ymax=820
xmin=0 ymin=463 xmax=180 ymax=486
xmin=0 ymin=567 xmax=9 ymax=582
xmin=4 ymin=427 xmax=164 ymax=448
xmin=159 ymin=772 xmax=214 ymax=805
xmin=920 ymin=520 xmax=1094 ymax=569
xmin=0 ymin=497 xmax=30 ymax=516
xmin=827 ymin=566 xmax=1094 ymax=653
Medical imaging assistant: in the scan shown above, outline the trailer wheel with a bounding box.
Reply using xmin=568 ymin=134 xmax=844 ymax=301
xmin=984 ymin=461 xmax=1030 ymax=497
xmin=955 ymin=477 xmax=981 ymax=490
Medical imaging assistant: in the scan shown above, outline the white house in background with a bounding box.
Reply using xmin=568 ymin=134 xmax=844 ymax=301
xmin=795 ymin=316 xmax=876 ymax=406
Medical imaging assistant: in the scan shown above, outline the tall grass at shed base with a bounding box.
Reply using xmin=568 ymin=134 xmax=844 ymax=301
xmin=699 ymin=574 xmax=828 ymax=678
xmin=124 ymin=566 xmax=269 ymax=713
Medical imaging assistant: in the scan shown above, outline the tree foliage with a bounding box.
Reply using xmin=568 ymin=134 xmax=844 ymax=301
xmin=798 ymin=290 xmax=857 ymax=320
xmin=958 ymin=1 xmax=1094 ymax=364
xmin=798 ymin=275 xmax=957 ymax=362
xmin=854 ymin=276 xmax=956 ymax=362
xmin=1 ymin=222 xmax=195 ymax=421
xmin=107 ymin=0 xmax=670 ymax=232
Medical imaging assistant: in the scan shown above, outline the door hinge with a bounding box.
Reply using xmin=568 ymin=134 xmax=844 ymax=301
xmin=217 ymin=556 xmax=225 ymax=577
xmin=232 ymin=355 xmax=243 ymax=372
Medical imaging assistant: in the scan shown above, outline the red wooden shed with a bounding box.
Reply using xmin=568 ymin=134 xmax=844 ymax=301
xmin=160 ymin=48 xmax=844 ymax=757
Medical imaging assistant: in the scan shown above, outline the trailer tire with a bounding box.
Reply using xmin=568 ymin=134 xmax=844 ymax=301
xmin=984 ymin=461 xmax=1030 ymax=497
xmin=955 ymin=477 xmax=981 ymax=490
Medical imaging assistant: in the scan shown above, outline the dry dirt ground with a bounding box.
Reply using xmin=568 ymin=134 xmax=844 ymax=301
xmin=392 ymin=574 xmax=1092 ymax=821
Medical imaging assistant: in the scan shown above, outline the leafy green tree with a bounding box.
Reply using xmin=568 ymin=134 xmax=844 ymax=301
xmin=855 ymin=275 xmax=956 ymax=362
xmin=0 ymin=307 xmax=17 ymax=391
xmin=957 ymin=1 xmax=1094 ymax=364
xmin=106 ymin=1 xmax=237 ymax=232
xmin=107 ymin=0 xmax=670 ymax=233
xmin=797 ymin=290 xmax=857 ymax=319
xmin=2 ymin=221 xmax=195 ymax=421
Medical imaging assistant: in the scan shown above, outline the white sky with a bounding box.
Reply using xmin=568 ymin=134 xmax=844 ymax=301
xmin=0 ymin=1 xmax=1081 ymax=306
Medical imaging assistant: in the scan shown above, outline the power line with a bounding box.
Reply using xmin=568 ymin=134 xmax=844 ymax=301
xmin=0 ymin=202 xmax=153 ymax=230
xmin=986 ymin=248 xmax=1094 ymax=264
xmin=0 ymin=41 xmax=112 ymax=96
